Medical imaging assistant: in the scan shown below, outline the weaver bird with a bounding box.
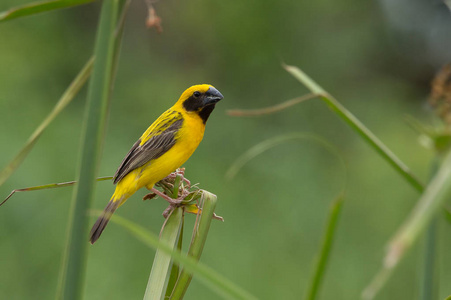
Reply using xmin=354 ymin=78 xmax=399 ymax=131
xmin=89 ymin=84 xmax=223 ymax=244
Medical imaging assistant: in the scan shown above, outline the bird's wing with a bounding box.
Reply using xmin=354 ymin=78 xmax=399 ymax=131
xmin=113 ymin=110 xmax=183 ymax=184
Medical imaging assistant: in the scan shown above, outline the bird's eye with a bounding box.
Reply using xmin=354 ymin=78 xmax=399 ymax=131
xmin=193 ymin=91 xmax=201 ymax=98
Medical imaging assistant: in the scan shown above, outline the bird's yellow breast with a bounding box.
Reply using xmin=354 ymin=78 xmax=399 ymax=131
xmin=114 ymin=110 xmax=205 ymax=199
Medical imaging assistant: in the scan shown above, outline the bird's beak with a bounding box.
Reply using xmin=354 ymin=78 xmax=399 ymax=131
xmin=204 ymin=87 xmax=224 ymax=105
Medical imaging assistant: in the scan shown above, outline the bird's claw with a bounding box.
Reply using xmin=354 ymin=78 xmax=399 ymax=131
xmin=151 ymin=187 xmax=185 ymax=205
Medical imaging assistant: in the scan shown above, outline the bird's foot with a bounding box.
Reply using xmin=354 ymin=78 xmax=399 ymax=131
xmin=151 ymin=187 xmax=186 ymax=205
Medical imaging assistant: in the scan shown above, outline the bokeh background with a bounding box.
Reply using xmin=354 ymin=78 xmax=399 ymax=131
xmin=1 ymin=0 xmax=451 ymax=299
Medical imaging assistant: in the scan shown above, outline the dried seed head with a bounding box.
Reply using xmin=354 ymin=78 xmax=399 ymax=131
xmin=429 ymin=64 xmax=451 ymax=125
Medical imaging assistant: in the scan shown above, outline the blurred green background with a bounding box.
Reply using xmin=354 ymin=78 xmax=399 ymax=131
xmin=1 ymin=0 xmax=451 ymax=299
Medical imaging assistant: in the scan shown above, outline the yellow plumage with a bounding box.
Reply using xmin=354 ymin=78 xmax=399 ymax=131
xmin=90 ymin=84 xmax=223 ymax=244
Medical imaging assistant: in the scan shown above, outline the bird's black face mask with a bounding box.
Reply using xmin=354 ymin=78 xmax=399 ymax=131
xmin=183 ymin=87 xmax=224 ymax=123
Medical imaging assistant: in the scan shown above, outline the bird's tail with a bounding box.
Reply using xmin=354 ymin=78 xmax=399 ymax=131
xmin=89 ymin=196 xmax=122 ymax=244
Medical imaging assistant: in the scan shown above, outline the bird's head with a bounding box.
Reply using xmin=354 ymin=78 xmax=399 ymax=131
xmin=176 ymin=84 xmax=224 ymax=123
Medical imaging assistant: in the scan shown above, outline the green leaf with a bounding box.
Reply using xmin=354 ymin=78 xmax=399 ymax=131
xmin=0 ymin=57 xmax=93 ymax=187
xmin=0 ymin=0 xmax=96 ymax=22
xmin=56 ymin=1 xmax=127 ymax=299
xmin=109 ymin=211 xmax=257 ymax=300
xmin=165 ymin=220 xmax=184 ymax=299
xmin=304 ymin=195 xmax=344 ymax=300
xmin=144 ymin=207 xmax=184 ymax=300
xmin=169 ymin=191 xmax=219 ymax=299
xmin=283 ymin=64 xmax=424 ymax=193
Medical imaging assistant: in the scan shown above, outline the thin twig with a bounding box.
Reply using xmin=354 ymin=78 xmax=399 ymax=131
xmin=0 ymin=176 xmax=113 ymax=207
xmin=227 ymin=93 xmax=320 ymax=117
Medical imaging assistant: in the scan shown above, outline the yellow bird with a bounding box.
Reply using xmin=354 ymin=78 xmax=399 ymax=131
xmin=89 ymin=84 xmax=223 ymax=244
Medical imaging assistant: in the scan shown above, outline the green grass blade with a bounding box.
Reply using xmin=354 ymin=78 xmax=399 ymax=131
xmin=56 ymin=1 xmax=125 ymax=299
xmin=283 ymin=64 xmax=424 ymax=193
xmin=170 ymin=191 xmax=219 ymax=299
xmin=144 ymin=207 xmax=184 ymax=300
xmin=304 ymin=195 xmax=344 ymax=300
xmin=109 ymin=212 xmax=257 ymax=300
xmin=363 ymin=149 xmax=451 ymax=300
xmin=0 ymin=57 xmax=94 ymax=187
xmin=0 ymin=0 xmax=96 ymax=22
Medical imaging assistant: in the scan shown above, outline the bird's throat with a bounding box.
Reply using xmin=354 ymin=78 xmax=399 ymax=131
xmin=198 ymin=104 xmax=216 ymax=124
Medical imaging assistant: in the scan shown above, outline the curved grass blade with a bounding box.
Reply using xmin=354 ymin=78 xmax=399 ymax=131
xmin=108 ymin=211 xmax=257 ymax=300
xmin=227 ymin=93 xmax=320 ymax=117
xmin=363 ymin=149 xmax=451 ymax=300
xmin=226 ymin=132 xmax=347 ymax=190
xmin=0 ymin=176 xmax=112 ymax=207
xmin=144 ymin=207 xmax=184 ymax=300
xmin=0 ymin=0 xmax=95 ymax=22
xmin=57 ymin=1 xmax=127 ymax=299
xmin=283 ymin=64 xmax=424 ymax=193
xmin=0 ymin=57 xmax=94 ymax=187
xmin=169 ymin=191 xmax=219 ymax=299
xmin=304 ymin=195 xmax=344 ymax=300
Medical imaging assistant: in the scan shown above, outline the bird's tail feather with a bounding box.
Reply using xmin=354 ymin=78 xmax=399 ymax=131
xmin=89 ymin=198 xmax=121 ymax=244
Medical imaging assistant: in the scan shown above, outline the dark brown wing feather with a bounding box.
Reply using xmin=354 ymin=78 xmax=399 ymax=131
xmin=112 ymin=118 xmax=183 ymax=184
